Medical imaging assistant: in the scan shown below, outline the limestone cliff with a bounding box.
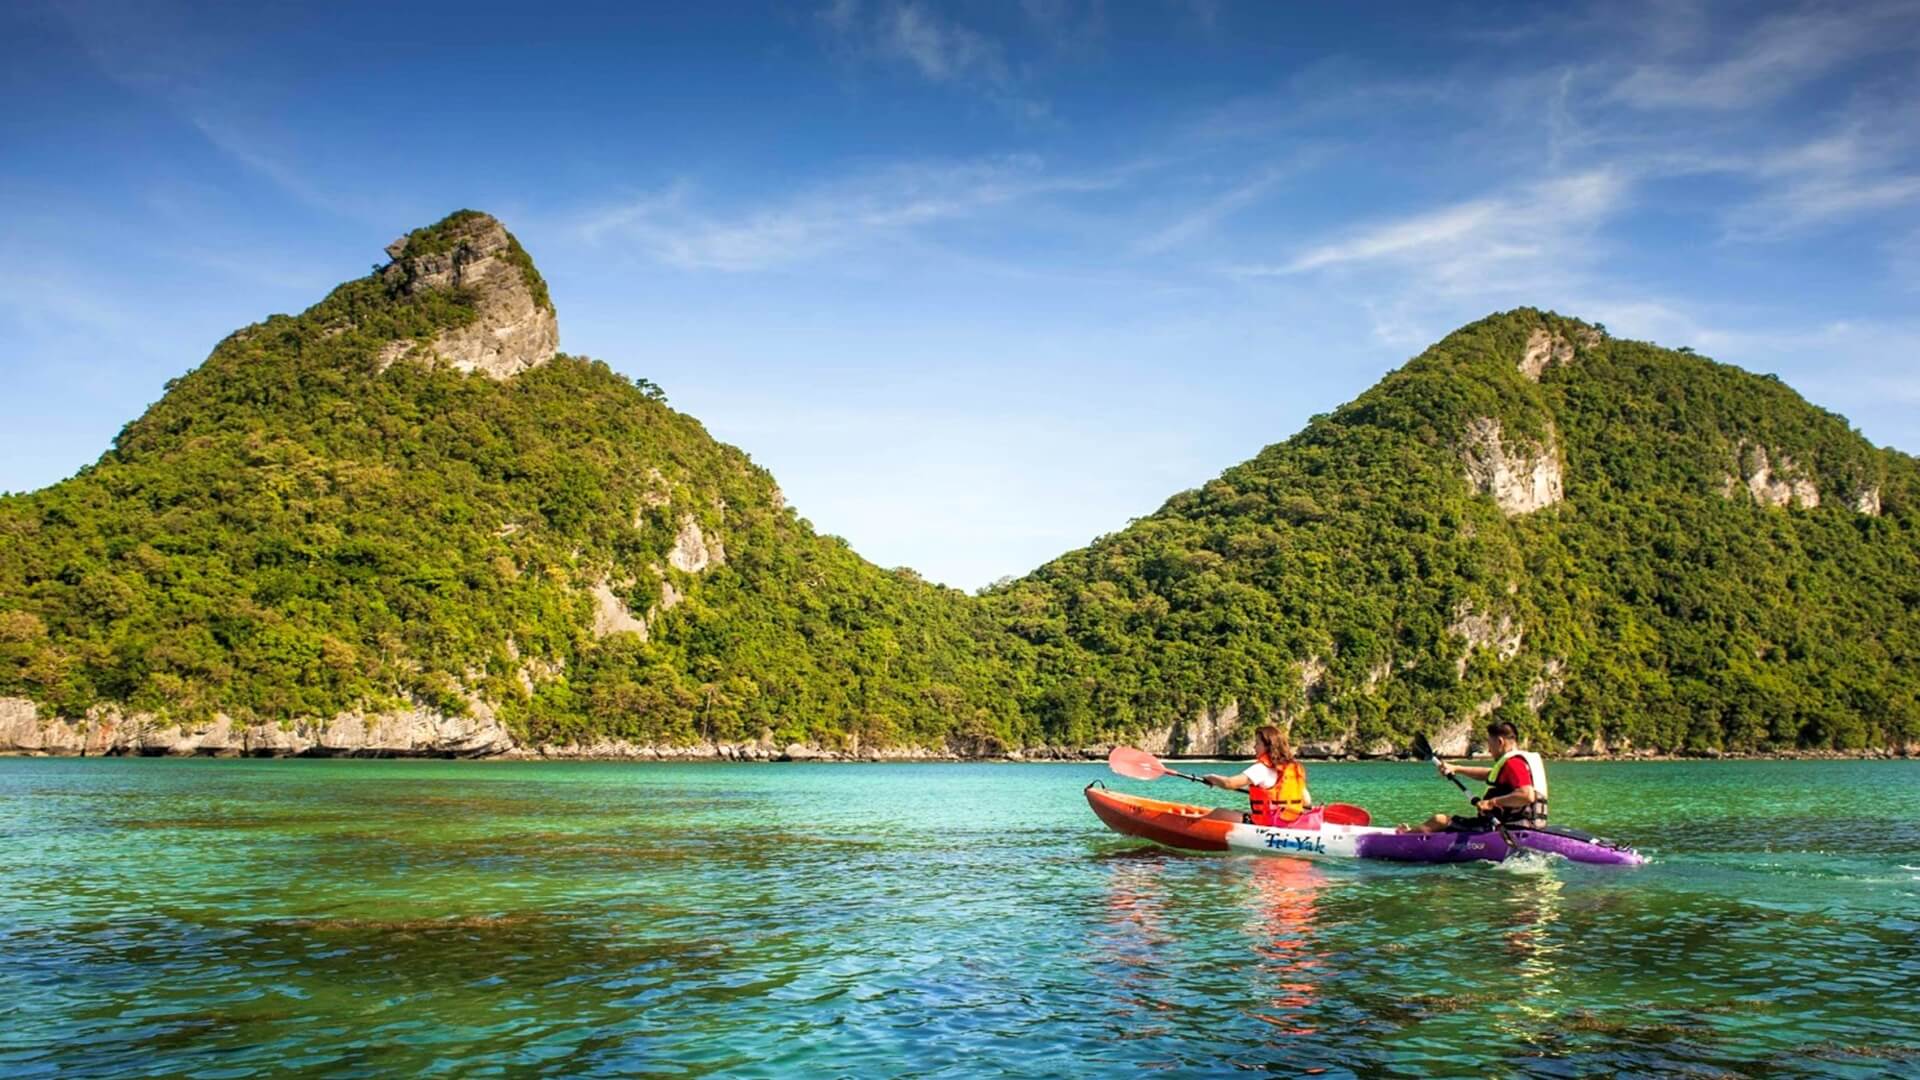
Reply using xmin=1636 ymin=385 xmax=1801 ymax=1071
xmin=1460 ymin=416 xmax=1565 ymax=515
xmin=1726 ymin=443 xmax=1821 ymax=509
xmin=0 ymin=696 xmax=514 ymax=758
xmin=376 ymin=211 xmax=558 ymax=379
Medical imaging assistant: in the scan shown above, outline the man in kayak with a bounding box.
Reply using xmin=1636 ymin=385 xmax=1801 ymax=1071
xmin=1201 ymin=724 xmax=1312 ymax=826
xmin=1398 ymin=721 xmax=1549 ymax=833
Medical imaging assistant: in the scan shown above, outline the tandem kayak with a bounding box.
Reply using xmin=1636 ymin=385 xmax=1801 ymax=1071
xmin=1085 ymin=783 xmax=1646 ymax=866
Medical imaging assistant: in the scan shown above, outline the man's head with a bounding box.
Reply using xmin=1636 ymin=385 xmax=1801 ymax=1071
xmin=1485 ymin=720 xmax=1520 ymax=754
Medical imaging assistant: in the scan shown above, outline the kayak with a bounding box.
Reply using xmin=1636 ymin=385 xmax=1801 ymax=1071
xmin=1085 ymin=783 xmax=1646 ymax=866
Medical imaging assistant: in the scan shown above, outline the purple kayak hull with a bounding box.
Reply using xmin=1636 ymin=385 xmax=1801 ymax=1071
xmin=1354 ymin=827 xmax=1645 ymax=866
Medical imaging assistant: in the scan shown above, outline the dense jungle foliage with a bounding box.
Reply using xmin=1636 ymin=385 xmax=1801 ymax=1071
xmin=988 ymin=312 xmax=1919 ymax=753
xmin=3 ymin=212 xmax=1915 ymax=753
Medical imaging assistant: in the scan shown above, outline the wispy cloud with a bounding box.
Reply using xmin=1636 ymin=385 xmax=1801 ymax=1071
xmin=1725 ymin=120 xmax=1920 ymax=237
xmin=578 ymin=156 xmax=1118 ymax=271
xmin=185 ymin=115 xmax=357 ymax=219
xmin=54 ymin=1 xmax=362 ymax=220
xmin=1136 ymin=168 xmax=1289 ymax=255
xmin=1017 ymin=0 xmax=1108 ymax=57
xmin=818 ymin=0 xmax=1047 ymax=118
xmin=1235 ymin=170 xmax=1627 ymax=285
xmin=1613 ymin=2 xmax=1920 ymax=110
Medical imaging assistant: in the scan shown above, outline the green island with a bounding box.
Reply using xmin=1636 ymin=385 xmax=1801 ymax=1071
xmin=3 ymin=211 xmax=1916 ymax=759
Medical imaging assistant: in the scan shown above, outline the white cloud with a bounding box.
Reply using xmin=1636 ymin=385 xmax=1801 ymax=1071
xmin=186 ymin=115 xmax=355 ymax=219
xmin=1721 ymin=121 xmax=1920 ymax=237
xmin=1238 ymin=170 xmax=1626 ymax=287
xmin=1613 ymin=2 xmax=1920 ymax=110
xmin=1136 ymin=169 xmax=1288 ymax=254
xmin=1751 ymin=174 xmax=1920 ymax=231
xmin=577 ymin=157 xmax=1119 ymax=271
xmin=883 ymin=3 xmax=1005 ymax=83
xmin=1279 ymin=199 xmax=1504 ymax=274
xmin=55 ymin=2 xmax=366 ymax=220
xmin=818 ymin=1 xmax=1047 ymax=118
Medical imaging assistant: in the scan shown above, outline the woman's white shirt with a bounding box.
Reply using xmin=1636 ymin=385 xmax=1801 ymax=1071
xmin=1235 ymin=762 xmax=1279 ymax=787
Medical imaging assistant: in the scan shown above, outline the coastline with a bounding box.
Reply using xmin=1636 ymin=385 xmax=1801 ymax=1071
xmin=1 ymin=743 xmax=1912 ymax=764
xmin=4 ymin=695 xmax=1912 ymax=763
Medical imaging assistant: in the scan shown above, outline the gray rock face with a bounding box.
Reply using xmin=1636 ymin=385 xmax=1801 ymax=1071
xmin=1461 ymin=417 xmax=1564 ymax=515
xmin=668 ymin=515 xmax=724 ymax=573
xmin=0 ymin=696 xmax=515 ymax=757
xmin=1139 ymin=701 xmax=1240 ymax=756
xmin=379 ymin=213 xmax=558 ymax=380
xmin=1730 ymin=444 xmax=1819 ymax=509
xmin=1518 ymin=328 xmax=1575 ymax=381
xmin=590 ymin=580 xmax=649 ymax=640
xmin=1448 ymin=602 xmax=1524 ymax=677
xmin=1429 ymin=718 xmax=1473 ymax=758
xmin=1526 ymin=658 xmax=1567 ymax=712
xmin=1182 ymin=700 xmax=1241 ymax=755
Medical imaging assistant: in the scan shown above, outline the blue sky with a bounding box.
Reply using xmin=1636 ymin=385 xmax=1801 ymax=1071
xmin=4 ymin=1 xmax=1918 ymax=589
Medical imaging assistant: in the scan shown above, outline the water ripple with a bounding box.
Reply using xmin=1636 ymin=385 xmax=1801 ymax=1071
xmin=1 ymin=758 xmax=1916 ymax=1076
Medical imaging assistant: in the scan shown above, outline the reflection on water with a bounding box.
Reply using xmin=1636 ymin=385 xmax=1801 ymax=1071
xmin=2 ymin=758 xmax=1918 ymax=1077
xmin=1245 ymin=858 xmax=1326 ymax=1037
xmin=1095 ymin=855 xmax=1180 ymax=1044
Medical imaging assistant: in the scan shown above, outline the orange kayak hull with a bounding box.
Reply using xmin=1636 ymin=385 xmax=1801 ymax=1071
xmin=1084 ymin=783 xmax=1232 ymax=852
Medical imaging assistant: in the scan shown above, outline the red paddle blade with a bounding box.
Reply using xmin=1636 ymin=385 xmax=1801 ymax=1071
xmin=1106 ymin=745 xmax=1168 ymax=781
xmin=1323 ymin=802 xmax=1372 ymax=826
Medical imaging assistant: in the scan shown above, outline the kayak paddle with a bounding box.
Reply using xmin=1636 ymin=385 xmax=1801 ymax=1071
xmin=1109 ymin=746 xmax=1373 ymax=825
xmin=1107 ymin=745 xmax=1206 ymax=784
xmin=1411 ymin=732 xmax=1518 ymax=849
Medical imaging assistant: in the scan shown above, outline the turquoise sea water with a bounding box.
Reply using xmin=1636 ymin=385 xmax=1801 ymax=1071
xmin=2 ymin=758 xmax=1917 ymax=1078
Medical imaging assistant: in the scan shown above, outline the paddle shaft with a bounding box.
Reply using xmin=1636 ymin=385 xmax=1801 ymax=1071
xmin=1160 ymin=754 xmax=1358 ymax=820
xmin=1419 ymin=739 xmax=1520 ymax=850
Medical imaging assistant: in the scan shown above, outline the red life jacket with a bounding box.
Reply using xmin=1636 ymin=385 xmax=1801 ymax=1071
xmin=1248 ymin=754 xmax=1308 ymax=826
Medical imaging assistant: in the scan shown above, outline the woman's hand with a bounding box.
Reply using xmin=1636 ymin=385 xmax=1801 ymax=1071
xmin=1435 ymin=760 xmax=1455 ymax=778
xmin=1202 ymin=774 xmax=1225 ymax=788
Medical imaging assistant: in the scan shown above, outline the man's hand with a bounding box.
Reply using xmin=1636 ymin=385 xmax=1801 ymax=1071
xmin=1436 ymin=760 xmax=1456 ymax=778
xmin=1474 ymin=797 xmax=1496 ymax=813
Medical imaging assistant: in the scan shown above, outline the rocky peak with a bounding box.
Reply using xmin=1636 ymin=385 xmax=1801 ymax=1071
xmin=1517 ymin=327 xmax=1573 ymax=380
xmin=378 ymin=210 xmax=558 ymax=380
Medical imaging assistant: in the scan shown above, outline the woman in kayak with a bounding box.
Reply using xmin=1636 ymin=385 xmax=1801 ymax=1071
xmin=1202 ymin=725 xmax=1311 ymax=826
xmin=1399 ymin=720 xmax=1549 ymax=833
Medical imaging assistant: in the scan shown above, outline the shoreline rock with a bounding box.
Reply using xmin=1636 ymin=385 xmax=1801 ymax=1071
xmin=0 ymin=696 xmax=514 ymax=759
xmin=2 ymin=697 xmax=1911 ymax=762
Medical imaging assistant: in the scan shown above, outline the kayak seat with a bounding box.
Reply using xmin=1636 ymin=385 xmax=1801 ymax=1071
xmin=1253 ymin=806 xmax=1324 ymax=831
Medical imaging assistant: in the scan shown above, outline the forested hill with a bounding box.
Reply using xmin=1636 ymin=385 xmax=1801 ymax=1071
xmin=0 ymin=211 xmax=1024 ymax=756
xmin=1 ymin=211 xmax=1915 ymax=757
xmin=988 ymin=311 xmax=1920 ymax=756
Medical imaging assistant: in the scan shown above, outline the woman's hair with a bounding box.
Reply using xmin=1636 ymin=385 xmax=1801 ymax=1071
xmin=1486 ymin=720 xmax=1520 ymax=742
xmin=1256 ymin=724 xmax=1295 ymax=764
